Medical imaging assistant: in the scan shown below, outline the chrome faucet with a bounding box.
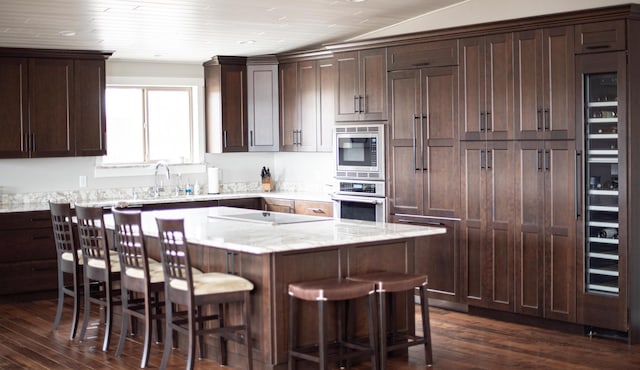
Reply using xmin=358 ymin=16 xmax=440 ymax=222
xmin=153 ymin=161 xmax=171 ymax=197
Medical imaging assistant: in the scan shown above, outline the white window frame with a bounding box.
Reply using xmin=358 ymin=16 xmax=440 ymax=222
xmin=95 ymin=74 xmax=206 ymax=178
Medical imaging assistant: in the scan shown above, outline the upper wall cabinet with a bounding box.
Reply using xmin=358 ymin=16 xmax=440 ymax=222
xmin=279 ymin=58 xmax=335 ymax=152
xmin=204 ymin=56 xmax=248 ymax=153
xmin=0 ymin=49 xmax=111 ymax=159
xmin=388 ymin=39 xmax=458 ymax=71
xmin=514 ymin=26 xmax=575 ymax=140
xmin=575 ymin=20 xmax=626 ymax=54
xmin=335 ymin=48 xmax=387 ymax=122
xmin=459 ymin=34 xmax=514 ymax=141
xmin=247 ymin=57 xmax=279 ymax=152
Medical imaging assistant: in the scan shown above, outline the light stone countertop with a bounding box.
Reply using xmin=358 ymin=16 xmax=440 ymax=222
xmin=104 ymin=206 xmax=446 ymax=255
xmin=0 ymin=191 xmax=333 ymax=214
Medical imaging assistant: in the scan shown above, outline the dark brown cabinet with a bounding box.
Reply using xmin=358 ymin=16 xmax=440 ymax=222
xmin=387 ymin=65 xmax=461 ymax=304
xmin=279 ymin=58 xmax=335 ymax=152
xmin=514 ymin=140 xmax=577 ymax=321
xmin=460 ymin=141 xmax=514 ymax=311
xmin=0 ymin=211 xmax=57 ymax=296
xmin=459 ymin=34 xmax=513 ymax=141
xmin=387 ymin=67 xmax=459 ymax=219
xmin=393 ymin=215 xmax=461 ymax=304
xmin=0 ymin=57 xmax=28 ymax=158
xmin=335 ymin=48 xmax=387 ymax=122
xmin=204 ymin=56 xmax=248 ymax=153
xmin=0 ymin=50 xmax=109 ymax=159
xmin=575 ymin=20 xmax=626 ymax=54
xmin=514 ymin=27 xmax=575 ymax=140
xmin=74 ymin=59 xmax=107 ymax=156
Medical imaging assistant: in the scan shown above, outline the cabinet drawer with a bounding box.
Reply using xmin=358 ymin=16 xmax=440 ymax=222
xmin=0 ymin=228 xmax=56 ymax=262
xmin=262 ymin=198 xmax=295 ymax=213
xmin=0 ymin=210 xmax=52 ymax=230
xmin=575 ymin=20 xmax=626 ymax=53
xmin=388 ymin=39 xmax=458 ymax=70
xmin=0 ymin=259 xmax=58 ymax=295
xmin=294 ymin=200 xmax=333 ymax=218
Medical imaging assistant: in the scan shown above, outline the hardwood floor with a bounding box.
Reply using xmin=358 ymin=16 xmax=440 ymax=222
xmin=1 ymin=297 xmax=640 ymax=369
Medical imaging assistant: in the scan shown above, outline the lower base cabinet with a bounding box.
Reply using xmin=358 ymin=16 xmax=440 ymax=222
xmin=0 ymin=211 xmax=56 ymax=296
xmin=392 ymin=214 xmax=462 ymax=304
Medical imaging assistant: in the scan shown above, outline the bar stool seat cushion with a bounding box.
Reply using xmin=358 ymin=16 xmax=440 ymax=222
xmin=61 ymin=250 xmax=84 ymax=264
xmin=86 ymin=250 xmax=121 ymax=272
xmin=169 ymin=272 xmax=254 ymax=295
xmin=348 ymin=271 xmax=428 ymax=293
xmin=288 ymin=277 xmax=375 ymax=302
xmin=125 ymin=261 xmax=201 ymax=283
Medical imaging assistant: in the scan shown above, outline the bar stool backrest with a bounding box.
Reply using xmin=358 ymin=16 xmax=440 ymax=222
xmin=76 ymin=205 xmax=112 ymax=274
xmin=112 ymin=208 xmax=151 ymax=284
xmin=50 ymin=202 xmax=80 ymax=268
xmin=156 ymin=218 xmax=194 ymax=303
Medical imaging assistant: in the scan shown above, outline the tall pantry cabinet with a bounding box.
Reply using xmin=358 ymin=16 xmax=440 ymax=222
xmin=387 ymin=40 xmax=462 ymax=304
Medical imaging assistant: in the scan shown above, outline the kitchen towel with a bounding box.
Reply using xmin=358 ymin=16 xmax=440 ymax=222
xmin=207 ymin=167 xmax=220 ymax=194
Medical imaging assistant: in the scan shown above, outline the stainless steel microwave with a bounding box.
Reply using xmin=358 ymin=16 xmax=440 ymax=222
xmin=335 ymin=124 xmax=385 ymax=180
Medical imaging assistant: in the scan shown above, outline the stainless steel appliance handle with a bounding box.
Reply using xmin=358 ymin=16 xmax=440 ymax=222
xmin=575 ymin=150 xmax=582 ymax=219
xmin=331 ymin=194 xmax=384 ymax=205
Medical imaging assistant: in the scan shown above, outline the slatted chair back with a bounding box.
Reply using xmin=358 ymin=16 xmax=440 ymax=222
xmin=156 ymin=218 xmax=194 ymax=303
xmin=112 ymin=208 xmax=152 ymax=288
xmin=76 ymin=205 xmax=112 ymax=274
xmin=50 ymin=202 xmax=80 ymax=268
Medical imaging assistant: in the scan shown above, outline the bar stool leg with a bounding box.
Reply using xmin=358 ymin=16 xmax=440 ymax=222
xmin=288 ymin=295 xmax=297 ymax=370
xmin=367 ymin=293 xmax=379 ymax=370
xmin=419 ymin=285 xmax=433 ymax=366
xmin=378 ymin=289 xmax=388 ymax=370
xmin=318 ymin=300 xmax=328 ymax=370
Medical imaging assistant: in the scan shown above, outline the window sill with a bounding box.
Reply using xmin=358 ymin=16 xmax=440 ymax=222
xmin=94 ymin=163 xmax=207 ymax=178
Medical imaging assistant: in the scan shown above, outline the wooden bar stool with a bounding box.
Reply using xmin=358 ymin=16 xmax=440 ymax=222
xmin=112 ymin=208 xmax=165 ymax=368
xmin=75 ymin=205 xmax=122 ymax=352
xmin=156 ymin=218 xmax=254 ymax=370
xmin=348 ymin=271 xmax=433 ymax=368
xmin=288 ymin=277 xmax=378 ymax=370
xmin=49 ymin=201 xmax=83 ymax=340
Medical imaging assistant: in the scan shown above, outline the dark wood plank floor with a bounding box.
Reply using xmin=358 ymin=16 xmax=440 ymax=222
xmin=2 ymin=298 xmax=640 ymax=369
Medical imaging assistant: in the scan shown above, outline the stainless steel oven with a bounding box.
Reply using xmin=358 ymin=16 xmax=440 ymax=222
xmin=335 ymin=124 xmax=384 ymax=180
xmin=331 ymin=179 xmax=386 ymax=222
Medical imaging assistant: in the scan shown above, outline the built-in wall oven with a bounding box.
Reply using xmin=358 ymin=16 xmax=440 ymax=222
xmin=335 ymin=124 xmax=384 ymax=180
xmin=331 ymin=176 xmax=386 ymax=222
xmin=333 ymin=123 xmax=386 ymax=222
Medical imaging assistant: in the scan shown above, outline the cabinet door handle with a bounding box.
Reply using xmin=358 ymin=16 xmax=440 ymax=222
xmin=307 ymin=208 xmax=325 ymax=214
xmin=480 ymin=149 xmax=485 ymax=169
xmin=487 ymin=149 xmax=492 ymax=170
xmin=292 ymin=130 xmax=297 ymax=145
xmin=421 ymin=115 xmax=427 ymax=171
xmin=537 ymin=109 xmax=543 ymax=131
xmin=544 ymin=109 xmax=550 ymax=131
xmin=537 ymin=149 xmax=543 ymax=171
xmin=297 ymin=130 xmax=302 ymax=146
xmin=413 ymin=115 xmax=420 ymax=171
xmin=544 ymin=149 xmax=550 ymax=171
xmin=359 ymin=96 xmax=365 ymax=113
xmin=223 ymin=130 xmax=228 ymax=148
xmin=486 ymin=112 xmax=492 ymax=131
xmin=31 ymin=133 xmax=36 ymax=152
xmin=250 ymin=130 xmax=253 ymax=147
xmin=480 ymin=112 xmax=485 ymax=132
xmin=24 ymin=132 xmax=29 ymax=152
xmin=575 ymin=151 xmax=582 ymax=219
xmin=354 ymin=96 xmax=359 ymax=113
xmin=398 ymin=219 xmax=445 ymax=227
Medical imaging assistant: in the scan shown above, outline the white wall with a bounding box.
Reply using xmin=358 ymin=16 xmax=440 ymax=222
xmin=352 ymin=0 xmax=640 ymax=40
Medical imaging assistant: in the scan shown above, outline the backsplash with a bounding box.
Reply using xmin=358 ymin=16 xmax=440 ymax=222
xmin=0 ymin=180 xmax=331 ymax=205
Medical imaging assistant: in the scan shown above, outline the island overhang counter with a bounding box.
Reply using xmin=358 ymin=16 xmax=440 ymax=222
xmin=103 ymin=206 xmax=446 ymax=370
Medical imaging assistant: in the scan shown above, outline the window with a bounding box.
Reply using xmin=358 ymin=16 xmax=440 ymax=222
xmin=104 ymin=86 xmax=194 ymax=165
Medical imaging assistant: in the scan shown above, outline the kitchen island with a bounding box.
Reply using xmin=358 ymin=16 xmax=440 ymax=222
xmin=104 ymin=206 xmax=446 ymax=370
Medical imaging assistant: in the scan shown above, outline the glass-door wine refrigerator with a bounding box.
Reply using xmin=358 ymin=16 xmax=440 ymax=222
xmin=576 ymin=51 xmax=628 ymax=335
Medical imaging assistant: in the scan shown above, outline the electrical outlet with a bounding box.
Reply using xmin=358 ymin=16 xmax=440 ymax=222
xmin=79 ymin=175 xmax=87 ymax=188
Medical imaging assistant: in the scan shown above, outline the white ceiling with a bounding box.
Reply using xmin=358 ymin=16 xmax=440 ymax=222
xmin=0 ymin=0 xmax=463 ymax=63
